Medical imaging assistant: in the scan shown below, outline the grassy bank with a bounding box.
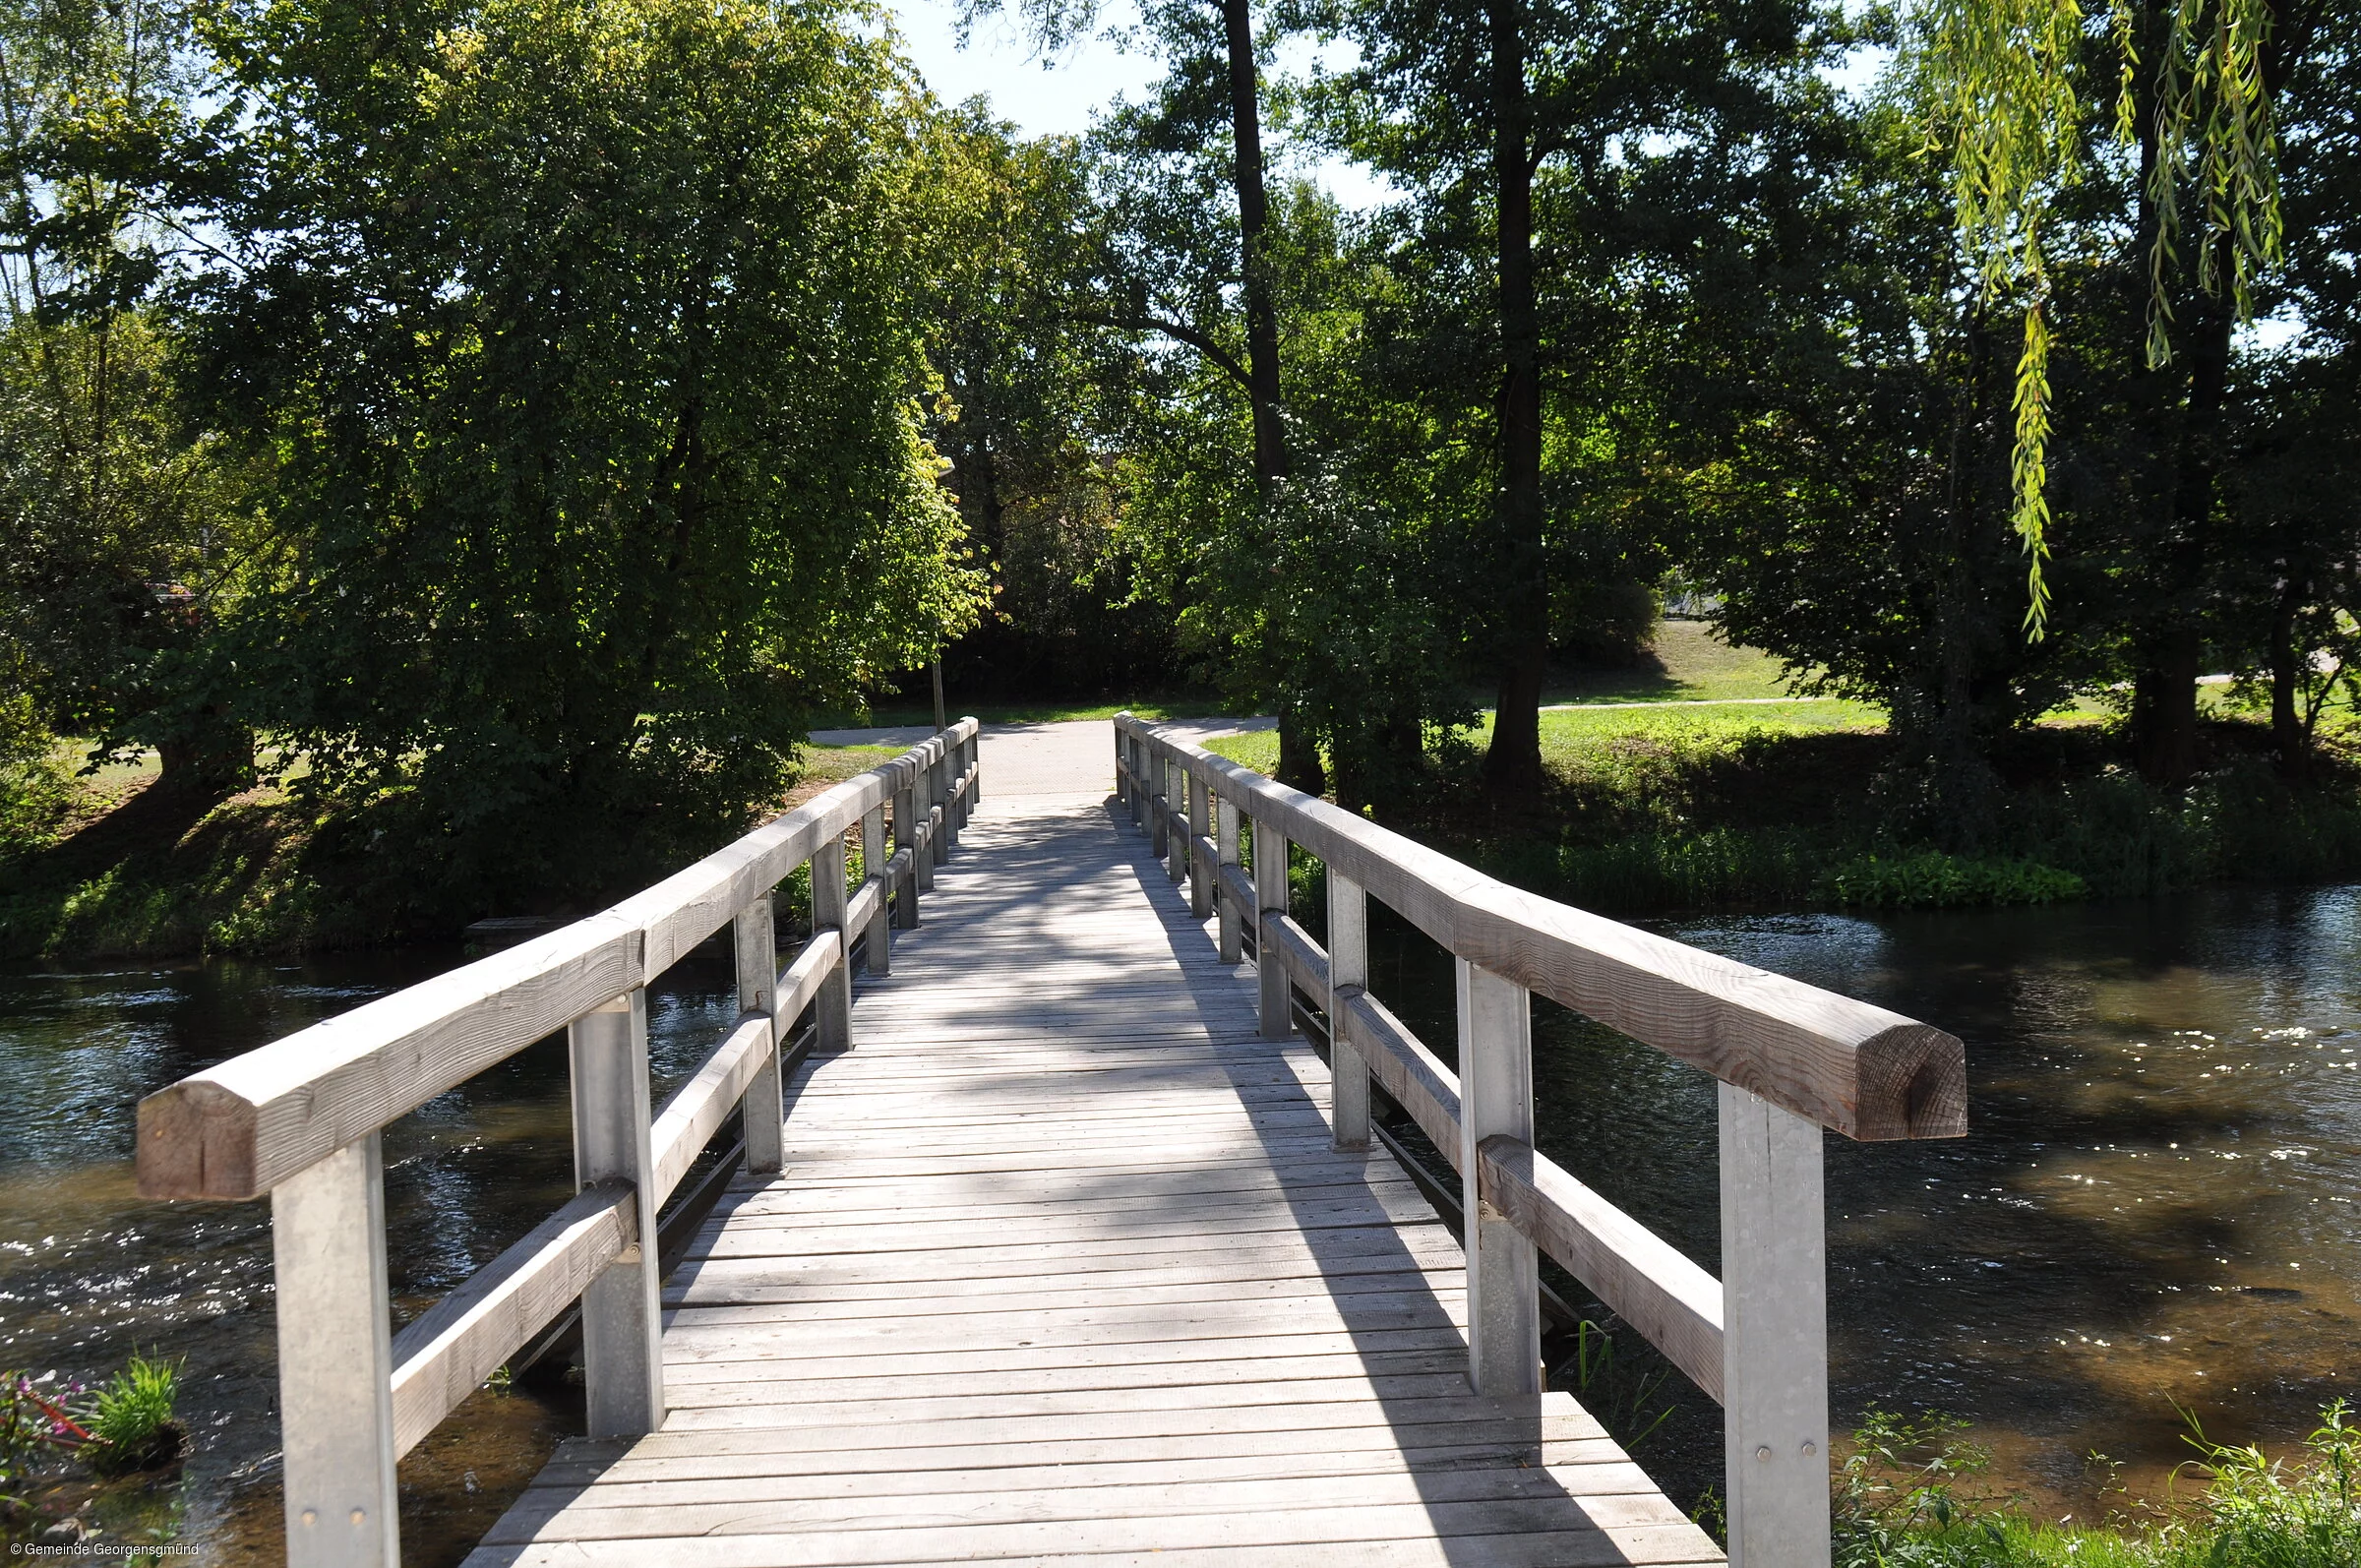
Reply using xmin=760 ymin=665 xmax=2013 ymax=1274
xmin=1210 ymin=700 xmax=2361 ymax=916
xmin=1829 ymin=1406 xmax=2360 ymax=1567
xmin=0 ymin=742 xmax=905 ymax=962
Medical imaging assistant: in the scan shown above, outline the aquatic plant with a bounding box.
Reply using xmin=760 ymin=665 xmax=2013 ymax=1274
xmin=1552 ymin=1318 xmax=1674 ymax=1452
xmin=78 ymin=1356 xmax=183 ymax=1477
xmin=0 ymin=1372 xmax=91 ymax=1514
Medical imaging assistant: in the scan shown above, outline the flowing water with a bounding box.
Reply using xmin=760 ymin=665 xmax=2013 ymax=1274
xmin=2 ymin=884 xmax=2357 ymax=1557
xmin=1362 ymin=881 xmax=2361 ymax=1517
xmin=0 ymin=943 xmax=741 ymax=1563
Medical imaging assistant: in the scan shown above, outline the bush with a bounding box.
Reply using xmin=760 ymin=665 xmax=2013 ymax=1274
xmin=0 ymin=694 xmax=70 ymax=856
xmin=1818 ymin=852 xmax=2087 ymax=909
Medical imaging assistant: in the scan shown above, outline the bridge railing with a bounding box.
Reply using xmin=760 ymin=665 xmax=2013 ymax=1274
xmin=136 ymin=719 xmax=982 ymax=1568
xmin=1114 ymin=714 xmax=1967 ymax=1568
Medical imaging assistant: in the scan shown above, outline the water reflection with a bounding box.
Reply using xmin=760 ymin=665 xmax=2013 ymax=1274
xmin=1364 ymin=884 xmax=2361 ymax=1512
xmin=0 ymin=945 xmax=738 ymax=1563
xmin=9 ymin=884 xmax=2361 ymax=1548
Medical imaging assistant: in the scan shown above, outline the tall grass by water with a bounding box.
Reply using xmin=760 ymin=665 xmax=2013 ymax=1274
xmin=1834 ymin=1406 xmax=2361 ymax=1567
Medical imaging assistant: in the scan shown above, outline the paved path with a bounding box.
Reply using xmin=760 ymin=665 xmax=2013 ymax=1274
xmin=463 ymin=785 xmax=1718 ymax=1566
xmin=811 ymin=718 xmax=1275 ymax=802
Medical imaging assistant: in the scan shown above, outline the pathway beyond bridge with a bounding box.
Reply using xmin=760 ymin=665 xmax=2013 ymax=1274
xmin=134 ymin=717 xmax=1967 ymax=1567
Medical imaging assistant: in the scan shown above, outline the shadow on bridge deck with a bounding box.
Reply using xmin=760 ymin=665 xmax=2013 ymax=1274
xmin=458 ymin=795 xmax=1722 ymax=1567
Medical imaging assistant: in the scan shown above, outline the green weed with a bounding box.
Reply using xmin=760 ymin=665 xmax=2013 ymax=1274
xmin=79 ymin=1356 xmax=182 ymax=1477
xmin=2169 ymin=1400 xmax=2361 ymax=1567
xmin=1832 ymin=1406 xmax=2361 ymax=1568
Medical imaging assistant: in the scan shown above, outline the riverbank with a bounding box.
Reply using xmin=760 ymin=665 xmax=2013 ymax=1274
xmin=1210 ymin=705 xmax=2361 ymax=916
xmin=0 ymin=744 xmax=906 ymax=962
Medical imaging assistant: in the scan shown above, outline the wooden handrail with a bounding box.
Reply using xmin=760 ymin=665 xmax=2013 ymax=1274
xmin=138 ymin=720 xmax=982 ymax=1203
xmin=136 ymin=718 xmax=982 ymax=1568
xmin=1117 ymin=711 xmax=1966 ymax=1568
xmin=1115 ymin=713 xmax=1965 ymax=1141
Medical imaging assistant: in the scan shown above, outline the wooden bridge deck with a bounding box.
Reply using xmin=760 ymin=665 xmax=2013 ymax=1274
xmin=463 ymin=795 xmax=1721 ymax=1567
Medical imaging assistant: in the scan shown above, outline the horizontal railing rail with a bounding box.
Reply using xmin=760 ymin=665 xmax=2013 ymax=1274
xmin=1114 ymin=713 xmax=1967 ymax=1568
xmin=137 ymin=719 xmax=982 ymax=1568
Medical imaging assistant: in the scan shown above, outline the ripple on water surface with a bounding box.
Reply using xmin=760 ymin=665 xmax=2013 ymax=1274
xmin=0 ymin=946 xmax=739 ymax=1563
xmin=7 ymin=886 xmax=2361 ymax=1548
xmin=1357 ymin=882 xmax=2361 ymax=1513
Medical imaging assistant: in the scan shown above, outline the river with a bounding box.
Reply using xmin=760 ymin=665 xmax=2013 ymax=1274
xmin=2 ymin=885 xmax=2357 ymax=1556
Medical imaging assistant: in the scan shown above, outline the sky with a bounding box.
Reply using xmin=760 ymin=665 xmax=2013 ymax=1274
xmin=884 ymin=0 xmax=1400 ymax=208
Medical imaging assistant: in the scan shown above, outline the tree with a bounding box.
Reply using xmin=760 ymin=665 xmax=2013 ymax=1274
xmin=917 ymin=107 xmax=1182 ymax=702
xmin=0 ymin=0 xmax=245 ymax=792
xmin=190 ymin=0 xmax=984 ymax=899
xmin=1332 ymin=0 xmax=1839 ymax=794
xmin=963 ymin=0 xmax=1330 ymax=788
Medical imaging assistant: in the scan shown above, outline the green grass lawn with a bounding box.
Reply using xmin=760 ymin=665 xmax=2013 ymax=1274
xmin=1541 ymin=619 xmax=1825 ymax=705
xmin=1206 ymin=693 xmax=1887 ymax=780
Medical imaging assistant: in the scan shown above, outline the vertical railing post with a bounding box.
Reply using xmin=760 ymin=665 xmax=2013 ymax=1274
xmin=1327 ymin=874 xmax=1369 ymax=1151
xmin=814 ymin=836 xmax=852 ymax=1052
xmin=965 ymin=728 xmax=980 ymax=818
xmin=273 ymin=1134 xmax=398 ymax=1568
xmin=1116 ymin=725 xmax=1129 ymax=808
xmin=1186 ymin=769 xmax=1212 ymax=917
xmin=1253 ymin=818 xmax=1291 ymax=1040
xmin=733 ymin=896 xmax=783 ymax=1173
xmin=931 ymin=740 xmax=951 ymax=862
xmin=1165 ymin=757 xmax=1185 ymax=884
xmin=1216 ymin=797 xmax=1241 ymax=963
xmin=1719 ymin=1082 xmax=1832 ymax=1568
xmin=1457 ymin=959 xmax=1540 ymax=1399
xmin=893 ymin=773 xmax=920 ymax=928
xmin=913 ymin=752 xmax=937 ymax=895
xmin=571 ymin=989 xmax=661 ymax=1437
xmin=861 ymin=803 xmax=891 ymax=973
xmin=1150 ymin=746 xmax=1171 ymax=860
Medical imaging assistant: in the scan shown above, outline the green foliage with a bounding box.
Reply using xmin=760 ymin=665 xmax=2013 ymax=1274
xmin=2176 ymin=1401 xmax=2361 ymax=1567
xmin=192 ymin=0 xmax=986 ymax=904
xmin=0 ymin=0 xmax=249 ymax=783
xmin=79 ymin=1356 xmax=180 ymax=1476
xmin=1831 ymin=1405 xmax=2361 ymax=1568
xmin=1818 ymin=851 xmax=2086 ymax=909
xmin=0 ymin=694 xmax=70 ymax=854
xmin=1553 ymin=1320 xmax=1674 ymax=1452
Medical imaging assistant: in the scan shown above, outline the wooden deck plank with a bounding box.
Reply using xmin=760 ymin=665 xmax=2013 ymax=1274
xmin=472 ymin=797 xmax=1722 ymax=1566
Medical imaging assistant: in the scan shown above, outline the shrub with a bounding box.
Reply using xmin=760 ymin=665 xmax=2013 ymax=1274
xmin=0 ymin=695 xmax=71 ymax=856
xmin=1818 ymin=852 xmax=2087 ymax=909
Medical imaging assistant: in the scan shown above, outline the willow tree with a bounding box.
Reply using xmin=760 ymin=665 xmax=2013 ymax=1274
xmin=1914 ymin=0 xmax=2317 ymax=779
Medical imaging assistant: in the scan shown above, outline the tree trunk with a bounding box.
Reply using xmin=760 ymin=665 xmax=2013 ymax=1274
xmin=1219 ymin=0 xmax=1323 ymax=796
xmin=2130 ymin=629 xmax=2202 ymax=783
xmin=157 ymin=715 xmax=253 ymax=800
xmin=1481 ymin=0 xmax=1547 ymax=801
xmin=2270 ymin=576 xmax=2305 ymax=777
xmin=1221 ymin=0 xmax=1287 ymax=496
xmin=2135 ymin=242 xmax=2233 ymax=786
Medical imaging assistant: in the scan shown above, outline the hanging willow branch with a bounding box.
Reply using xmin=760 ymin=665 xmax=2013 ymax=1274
xmin=1912 ymin=0 xmax=2283 ymax=637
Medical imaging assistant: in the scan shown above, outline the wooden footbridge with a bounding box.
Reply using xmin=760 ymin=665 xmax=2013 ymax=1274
xmin=137 ymin=717 xmax=1966 ymax=1568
